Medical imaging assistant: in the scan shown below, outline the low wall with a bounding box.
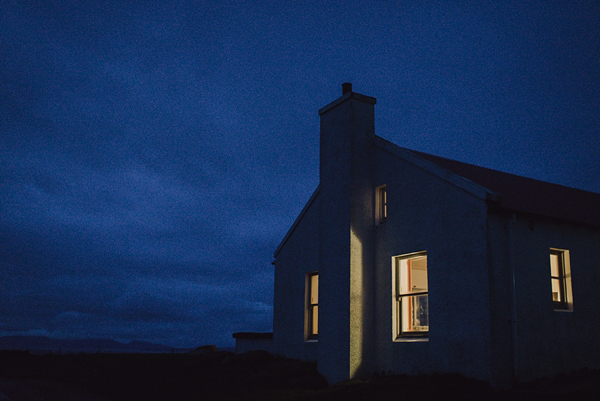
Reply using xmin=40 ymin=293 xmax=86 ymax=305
xmin=232 ymin=332 xmax=274 ymax=354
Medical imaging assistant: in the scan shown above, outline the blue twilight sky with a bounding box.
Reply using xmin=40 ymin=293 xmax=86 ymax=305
xmin=1 ymin=1 xmax=599 ymax=348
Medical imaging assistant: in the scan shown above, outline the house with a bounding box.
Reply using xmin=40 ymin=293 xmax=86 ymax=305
xmin=234 ymin=84 xmax=600 ymax=387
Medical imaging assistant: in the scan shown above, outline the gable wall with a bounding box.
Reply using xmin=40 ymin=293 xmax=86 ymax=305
xmin=272 ymin=194 xmax=320 ymax=361
xmin=373 ymin=145 xmax=493 ymax=381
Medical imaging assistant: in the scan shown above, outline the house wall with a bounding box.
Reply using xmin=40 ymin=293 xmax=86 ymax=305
xmin=485 ymin=213 xmax=516 ymax=388
xmin=272 ymin=194 xmax=320 ymax=362
xmin=271 ymin=89 xmax=600 ymax=386
xmin=509 ymin=219 xmax=600 ymax=381
xmin=373 ymin=146 xmax=494 ymax=382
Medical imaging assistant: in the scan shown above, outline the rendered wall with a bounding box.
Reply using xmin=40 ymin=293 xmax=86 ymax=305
xmin=509 ymin=218 xmax=600 ymax=381
xmin=272 ymin=193 xmax=320 ymax=362
xmin=372 ymin=146 xmax=494 ymax=382
xmin=271 ymin=89 xmax=600 ymax=386
xmin=485 ymin=213 xmax=516 ymax=388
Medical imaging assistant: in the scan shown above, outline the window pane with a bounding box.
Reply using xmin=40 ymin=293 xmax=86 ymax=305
xmin=382 ymin=188 xmax=387 ymax=218
xmin=551 ymin=278 xmax=562 ymax=302
xmin=401 ymin=294 xmax=429 ymax=332
xmin=550 ymin=253 xmax=560 ymax=277
xmin=398 ymin=256 xmax=428 ymax=294
xmin=310 ymin=274 xmax=318 ymax=304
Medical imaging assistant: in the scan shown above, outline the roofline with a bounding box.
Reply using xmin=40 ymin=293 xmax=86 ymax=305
xmin=274 ymin=185 xmax=320 ymax=258
xmin=489 ymin=206 xmax=600 ymax=230
xmin=275 ymin=137 xmax=501 ymax=258
xmin=232 ymin=332 xmax=273 ymax=339
xmin=318 ymin=91 xmax=376 ymax=115
xmin=374 ymin=136 xmax=501 ymax=203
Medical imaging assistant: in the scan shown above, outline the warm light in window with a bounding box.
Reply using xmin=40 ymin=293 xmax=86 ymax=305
xmin=393 ymin=252 xmax=428 ymax=339
xmin=550 ymin=253 xmax=563 ymax=303
xmin=307 ymin=273 xmax=318 ymax=338
xmin=550 ymin=248 xmax=572 ymax=311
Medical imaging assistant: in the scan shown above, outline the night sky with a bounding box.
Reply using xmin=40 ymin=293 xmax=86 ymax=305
xmin=2 ymin=1 xmax=599 ymax=348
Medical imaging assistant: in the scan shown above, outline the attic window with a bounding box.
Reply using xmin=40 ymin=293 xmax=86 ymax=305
xmin=550 ymin=248 xmax=573 ymax=311
xmin=376 ymin=185 xmax=387 ymax=224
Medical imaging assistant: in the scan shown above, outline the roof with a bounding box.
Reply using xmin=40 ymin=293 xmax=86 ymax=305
xmin=232 ymin=332 xmax=273 ymax=339
xmin=275 ymin=136 xmax=600 ymax=258
xmin=407 ymin=148 xmax=600 ymax=228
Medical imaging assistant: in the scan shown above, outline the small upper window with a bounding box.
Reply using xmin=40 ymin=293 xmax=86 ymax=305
xmin=376 ymin=185 xmax=387 ymax=224
xmin=306 ymin=272 xmax=318 ymax=339
xmin=393 ymin=252 xmax=428 ymax=340
xmin=550 ymin=248 xmax=573 ymax=311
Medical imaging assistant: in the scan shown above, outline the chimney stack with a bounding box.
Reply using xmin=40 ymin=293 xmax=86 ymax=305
xmin=342 ymin=82 xmax=352 ymax=95
xmin=318 ymin=84 xmax=376 ymax=383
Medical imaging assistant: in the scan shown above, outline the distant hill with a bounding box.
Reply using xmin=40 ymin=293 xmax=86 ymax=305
xmin=0 ymin=335 xmax=191 ymax=353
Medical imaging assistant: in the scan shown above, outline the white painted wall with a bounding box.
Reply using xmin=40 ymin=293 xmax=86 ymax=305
xmin=373 ymin=145 xmax=493 ymax=381
xmin=271 ymin=88 xmax=600 ymax=387
xmin=272 ymin=191 xmax=320 ymax=362
xmin=509 ymin=219 xmax=600 ymax=381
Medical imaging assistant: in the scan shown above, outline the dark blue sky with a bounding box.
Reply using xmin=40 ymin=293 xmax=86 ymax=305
xmin=2 ymin=1 xmax=599 ymax=348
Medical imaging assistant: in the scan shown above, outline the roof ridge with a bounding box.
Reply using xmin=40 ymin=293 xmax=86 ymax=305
xmin=374 ymin=135 xmax=600 ymax=227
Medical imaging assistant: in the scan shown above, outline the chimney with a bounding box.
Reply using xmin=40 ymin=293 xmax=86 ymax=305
xmin=342 ymin=82 xmax=353 ymax=95
xmin=317 ymin=85 xmax=376 ymax=383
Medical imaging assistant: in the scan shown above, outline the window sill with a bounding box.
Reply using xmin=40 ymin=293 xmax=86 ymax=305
xmin=394 ymin=337 xmax=428 ymax=343
xmin=305 ymin=338 xmax=318 ymax=343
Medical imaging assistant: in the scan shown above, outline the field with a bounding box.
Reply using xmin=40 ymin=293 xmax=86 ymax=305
xmin=1 ymin=350 xmax=599 ymax=400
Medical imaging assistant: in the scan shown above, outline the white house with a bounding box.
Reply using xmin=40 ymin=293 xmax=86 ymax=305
xmin=234 ymin=84 xmax=600 ymax=387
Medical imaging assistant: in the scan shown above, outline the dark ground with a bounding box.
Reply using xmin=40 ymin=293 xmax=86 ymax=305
xmin=1 ymin=350 xmax=599 ymax=401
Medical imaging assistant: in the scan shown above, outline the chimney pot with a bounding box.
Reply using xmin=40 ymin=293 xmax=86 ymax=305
xmin=342 ymin=83 xmax=352 ymax=95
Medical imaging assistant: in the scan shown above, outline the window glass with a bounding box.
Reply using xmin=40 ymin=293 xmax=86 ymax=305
xmin=310 ymin=274 xmax=318 ymax=304
xmin=551 ymin=279 xmax=562 ymax=302
xmin=394 ymin=252 xmax=428 ymax=338
xmin=550 ymin=253 xmax=560 ymax=277
xmin=401 ymin=294 xmax=429 ymax=333
xmin=398 ymin=256 xmax=428 ymax=295
xmin=307 ymin=273 xmax=318 ymax=339
xmin=549 ymin=248 xmax=572 ymax=311
xmin=376 ymin=185 xmax=387 ymax=224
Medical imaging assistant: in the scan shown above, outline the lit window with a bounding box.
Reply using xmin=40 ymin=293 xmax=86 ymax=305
xmin=550 ymin=248 xmax=573 ymax=311
xmin=393 ymin=252 xmax=428 ymax=339
xmin=376 ymin=185 xmax=387 ymax=224
xmin=307 ymin=272 xmax=318 ymax=339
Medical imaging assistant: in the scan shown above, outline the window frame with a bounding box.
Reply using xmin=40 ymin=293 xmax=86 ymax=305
xmin=392 ymin=251 xmax=429 ymax=340
xmin=306 ymin=272 xmax=319 ymax=340
xmin=376 ymin=185 xmax=387 ymax=224
xmin=550 ymin=248 xmax=573 ymax=311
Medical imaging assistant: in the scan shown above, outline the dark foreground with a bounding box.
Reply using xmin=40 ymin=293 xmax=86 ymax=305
xmin=1 ymin=350 xmax=599 ymax=401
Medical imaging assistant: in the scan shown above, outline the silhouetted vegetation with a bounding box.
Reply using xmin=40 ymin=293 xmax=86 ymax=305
xmin=1 ymin=350 xmax=599 ymax=400
xmin=0 ymin=349 xmax=325 ymax=400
